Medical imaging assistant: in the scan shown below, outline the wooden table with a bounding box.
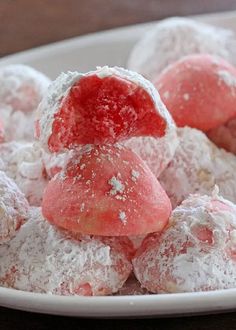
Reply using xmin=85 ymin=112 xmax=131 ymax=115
xmin=1 ymin=1 xmax=236 ymax=329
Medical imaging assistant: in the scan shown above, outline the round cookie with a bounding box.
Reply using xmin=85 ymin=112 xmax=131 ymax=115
xmin=0 ymin=208 xmax=133 ymax=296
xmin=42 ymin=144 xmax=172 ymax=236
xmin=133 ymin=192 xmax=236 ymax=293
xmin=155 ymin=54 xmax=236 ymax=132
xmin=0 ymin=64 xmax=50 ymax=113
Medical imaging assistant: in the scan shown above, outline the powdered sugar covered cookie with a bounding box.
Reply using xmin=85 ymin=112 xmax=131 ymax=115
xmin=0 ymin=65 xmax=51 ymax=142
xmin=159 ymin=127 xmax=236 ymax=208
xmin=0 ymin=208 xmax=133 ymax=296
xmin=36 ymin=66 xmax=173 ymax=152
xmin=128 ymin=17 xmax=236 ymax=81
xmin=0 ymin=64 xmax=50 ymax=113
xmin=0 ymin=171 xmax=29 ymax=244
xmin=124 ymin=124 xmax=178 ymax=177
xmin=155 ymin=54 xmax=236 ymax=132
xmin=133 ymin=192 xmax=236 ymax=293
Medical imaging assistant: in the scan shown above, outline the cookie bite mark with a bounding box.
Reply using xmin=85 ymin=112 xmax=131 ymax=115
xmin=37 ymin=66 xmax=173 ymax=152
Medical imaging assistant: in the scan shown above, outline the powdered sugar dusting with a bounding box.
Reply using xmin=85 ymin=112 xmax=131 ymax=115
xmin=0 ymin=171 xmax=29 ymax=244
xmin=37 ymin=66 xmax=174 ymax=152
xmin=124 ymin=124 xmax=179 ymax=178
xmin=108 ymin=176 xmax=125 ymax=196
xmin=0 ymin=208 xmax=132 ymax=295
xmin=0 ymin=64 xmax=50 ymax=113
xmin=133 ymin=193 xmax=236 ymax=293
xmin=131 ymin=170 xmax=140 ymax=182
xmin=128 ymin=17 xmax=236 ymax=81
xmin=119 ymin=211 xmax=127 ymax=224
xmin=0 ymin=142 xmax=48 ymax=206
xmin=218 ymin=70 xmax=236 ymax=89
xmin=159 ymin=127 xmax=236 ymax=208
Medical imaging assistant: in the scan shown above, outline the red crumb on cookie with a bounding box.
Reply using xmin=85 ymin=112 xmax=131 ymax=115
xmin=37 ymin=67 xmax=173 ymax=152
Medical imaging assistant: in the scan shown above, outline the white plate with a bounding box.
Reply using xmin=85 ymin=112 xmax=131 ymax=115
xmin=0 ymin=10 xmax=236 ymax=318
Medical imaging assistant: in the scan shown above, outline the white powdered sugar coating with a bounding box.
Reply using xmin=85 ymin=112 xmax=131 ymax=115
xmin=0 ymin=64 xmax=50 ymax=113
xmin=133 ymin=192 xmax=236 ymax=293
xmin=36 ymin=71 xmax=81 ymax=152
xmin=217 ymin=70 xmax=236 ymax=88
xmin=159 ymin=127 xmax=236 ymax=208
xmin=124 ymin=123 xmax=179 ymax=178
xmin=42 ymin=149 xmax=74 ymax=178
xmin=207 ymin=117 xmax=236 ymax=155
xmin=0 ymin=171 xmax=29 ymax=244
xmin=37 ymin=66 xmax=173 ymax=152
xmin=0 ymin=208 xmax=132 ymax=295
xmin=0 ymin=106 xmax=35 ymax=142
xmin=109 ymin=176 xmax=125 ymax=196
xmin=127 ymin=17 xmax=236 ymax=81
xmin=0 ymin=142 xmax=48 ymax=206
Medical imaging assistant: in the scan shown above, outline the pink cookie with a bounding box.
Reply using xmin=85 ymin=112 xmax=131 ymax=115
xmin=133 ymin=192 xmax=236 ymax=293
xmin=0 ymin=64 xmax=50 ymax=113
xmin=36 ymin=66 xmax=173 ymax=152
xmin=0 ymin=208 xmax=133 ymax=296
xmin=42 ymin=144 xmax=171 ymax=236
xmin=207 ymin=118 xmax=236 ymax=154
xmin=155 ymin=54 xmax=236 ymax=131
xmin=0 ymin=171 xmax=29 ymax=244
xmin=159 ymin=127 xmax=236 ymax=208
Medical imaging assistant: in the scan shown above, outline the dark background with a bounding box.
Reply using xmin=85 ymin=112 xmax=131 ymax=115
xmin=1 ymin=0 xmax=236 ymax=329
xmin=1 ymin=0 xmax=236 ymax=57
